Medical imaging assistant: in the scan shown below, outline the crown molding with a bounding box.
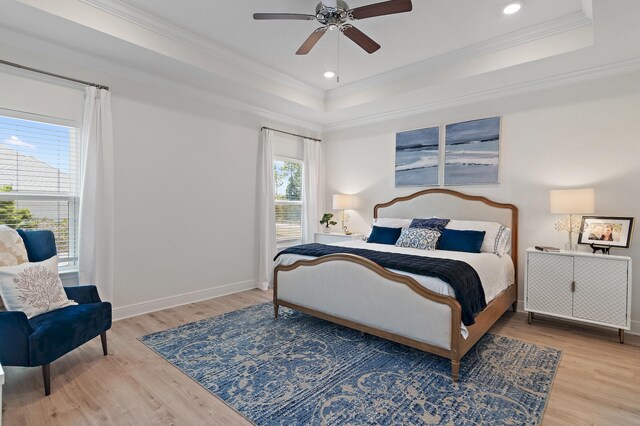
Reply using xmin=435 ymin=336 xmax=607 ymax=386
xmin=0 ymin=28 xmax=322 ymax=133
xmin=326 ymin=11 xmax=593 ymax=101
xmin=322 ymin=57 xmax=640 ymax=132
xmin=77 ymin=0 xmax=325 ymax=100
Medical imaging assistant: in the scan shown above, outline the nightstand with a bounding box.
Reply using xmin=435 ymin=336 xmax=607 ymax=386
xmin=315 ymin=232 xmax=364 ymax=244
xmin=524 ymin=248 xmax=632 ymax=343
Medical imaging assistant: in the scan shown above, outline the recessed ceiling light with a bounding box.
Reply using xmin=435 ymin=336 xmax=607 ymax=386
xmin=323 ymin=70 xmax=336 ymax=79
xmin=502 ymin=1 xmax=523 ymax=15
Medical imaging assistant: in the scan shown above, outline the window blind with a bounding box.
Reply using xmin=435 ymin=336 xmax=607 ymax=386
xmin=0 ymin=115 xmax=79 ymax=269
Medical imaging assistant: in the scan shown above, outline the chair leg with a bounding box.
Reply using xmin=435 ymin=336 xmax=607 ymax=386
xmin=42 ymin=364 xmax=51 ymax=396
xmin=100 ymin=331 xmax=108 ymax=356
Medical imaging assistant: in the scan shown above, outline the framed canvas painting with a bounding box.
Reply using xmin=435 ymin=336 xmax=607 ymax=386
xmin=395 ymin=126 xmax=439 ymax=187
xmin=444 ymin=117 xmax=500 ymax=185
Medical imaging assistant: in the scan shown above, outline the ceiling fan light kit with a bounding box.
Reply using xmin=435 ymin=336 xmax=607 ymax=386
xmin=253 ymin=0 xmax=413 ymax=55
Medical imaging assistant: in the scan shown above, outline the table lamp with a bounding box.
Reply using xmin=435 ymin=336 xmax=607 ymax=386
xmin=333 ymin=194 xmax=354 ymax=234
xmin=550 ymin=188 xmax=595 ymax=251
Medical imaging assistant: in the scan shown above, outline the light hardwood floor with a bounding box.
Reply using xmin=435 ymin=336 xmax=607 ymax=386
xmin=2 ymin=289 xmax=639 ymax=425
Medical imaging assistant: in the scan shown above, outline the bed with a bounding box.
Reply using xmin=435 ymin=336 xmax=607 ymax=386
xmin=273 ymin=188 xmax=518 ymax=381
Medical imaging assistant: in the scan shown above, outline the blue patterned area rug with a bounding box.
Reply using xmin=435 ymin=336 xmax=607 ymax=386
xmin=139 ymin=303 xmax=561 ymax=425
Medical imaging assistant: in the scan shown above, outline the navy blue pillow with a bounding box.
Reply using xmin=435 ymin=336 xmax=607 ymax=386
xmin=437 ymin=229 xmax=486 ymax=253
xmin=367 ymin=226 xmax=403 ymax=245
xmin=409 ymin=218 xmax=450 ymax=232
xmin=17 ymin=229 xmax=57 ymax=262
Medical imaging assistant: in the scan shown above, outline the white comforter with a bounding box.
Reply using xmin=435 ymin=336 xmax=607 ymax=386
xmin=275 ymin=240 xmax=514 ymax=307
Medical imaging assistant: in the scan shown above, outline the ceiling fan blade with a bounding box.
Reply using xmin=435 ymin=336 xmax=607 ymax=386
xmin=342 ymin=25 xmax=380 ymax=54
xmin=296 ymin=28 xmax=327 ymax=55
xmin=349 ymin=0 xmax=412 ymax=20
xmin=253 ymin=13 xmax=316 ymax=21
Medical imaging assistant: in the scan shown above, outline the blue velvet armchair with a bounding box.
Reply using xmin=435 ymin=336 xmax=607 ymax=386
xmin=0 ymin=230 xmax=112 ymax=396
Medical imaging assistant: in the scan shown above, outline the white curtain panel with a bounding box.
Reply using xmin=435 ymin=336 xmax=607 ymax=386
xmin=257 ymin=129 xmax=276 ymax=291
xmin=78 ymin=87 xmax=114 ymax=302
xmin=302 ymin=138 xmax=321 ymax=243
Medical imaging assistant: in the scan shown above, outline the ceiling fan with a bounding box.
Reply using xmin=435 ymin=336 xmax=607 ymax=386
xmin=253 ymin=0 xmax=413 ymax=55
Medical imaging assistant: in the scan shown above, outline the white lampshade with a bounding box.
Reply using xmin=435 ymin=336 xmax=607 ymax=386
xmin=549 ymin=188 xmax=595 ymax=214
xmin=333 ymin=194 xmax=354 ymax=210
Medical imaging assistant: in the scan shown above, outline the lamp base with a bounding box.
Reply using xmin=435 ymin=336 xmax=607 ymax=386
xmin=565 ymin=242 xmax=578 ymax=252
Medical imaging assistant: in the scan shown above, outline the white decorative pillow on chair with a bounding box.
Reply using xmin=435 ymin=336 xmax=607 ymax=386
xmin=0 ymin=225 xmax=30 ymax=311
xmin=0 ymin=255 xmax=77 ymax=318
xmin=395 ymin=228 xmax=441 ymax=250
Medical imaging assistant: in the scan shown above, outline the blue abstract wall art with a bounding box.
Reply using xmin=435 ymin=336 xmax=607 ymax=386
xmin=395 ymin=126 xmax=439 ymax=187
xmin=444 ymin=117 xmax=500 ymax=185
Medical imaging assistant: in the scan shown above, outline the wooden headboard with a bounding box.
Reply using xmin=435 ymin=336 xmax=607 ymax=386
xmin=374 ymin=188 xmax=519 ymax=278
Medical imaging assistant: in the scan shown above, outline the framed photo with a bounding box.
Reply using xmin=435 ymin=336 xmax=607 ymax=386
xmin=578 ymin=216 xmax=634 ymax=248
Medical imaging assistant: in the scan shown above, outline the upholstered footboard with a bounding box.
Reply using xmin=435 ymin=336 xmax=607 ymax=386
xmin=274 ymin=253 xmax=465 ymax=380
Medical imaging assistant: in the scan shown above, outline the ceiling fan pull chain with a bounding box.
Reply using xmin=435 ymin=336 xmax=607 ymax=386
xmin=337 ymin=29 xmax=340 ymax=83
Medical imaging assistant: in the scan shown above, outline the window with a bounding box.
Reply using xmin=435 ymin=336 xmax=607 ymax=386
xmin=0 ymin=114 xmax=80 ymax=270
xmin=274 ymin=158 xmax=303 ymax=248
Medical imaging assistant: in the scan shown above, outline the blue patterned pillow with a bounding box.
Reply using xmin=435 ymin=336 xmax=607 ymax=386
xmin=395 ymin=228 xmax=441 ymax=250
xmin=409 ymin=218 xmax=450 ymax=232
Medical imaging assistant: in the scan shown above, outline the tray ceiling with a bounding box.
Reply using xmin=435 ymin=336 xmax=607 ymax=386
xmin=1 ymin=0 xmax=639 ymax=130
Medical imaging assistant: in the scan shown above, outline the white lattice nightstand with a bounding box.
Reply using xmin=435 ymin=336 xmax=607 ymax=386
xmin=524 ymin=248 xmax=632 ymax=343
xmin=315 ymin=232 xmax=364 ymax=244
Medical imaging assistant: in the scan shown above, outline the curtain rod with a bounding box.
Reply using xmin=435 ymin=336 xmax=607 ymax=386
xmin=0 ymin=59 xmax=110 ymax=91
xmin=261 ymin=126 xmax=321 ymax=142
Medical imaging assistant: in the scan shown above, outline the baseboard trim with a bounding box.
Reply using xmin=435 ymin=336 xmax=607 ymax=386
xmin=516 ymin=299 xmax=640 ymax=336
xmin=113 ymin=279 xmax=258 ymax=321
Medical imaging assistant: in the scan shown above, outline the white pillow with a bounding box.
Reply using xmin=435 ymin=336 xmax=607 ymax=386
xmin=0 ymin=225 xmax=30 ymax=311
xmin=373 ymin=218 xmax=412 ymax=229
xmin=499 ymin=228 xmax=512 ymax=255
xmin=446 ymin=220 xmax=511 ymax=256
xmin=0 ymin=255 xmax=77 ymax=318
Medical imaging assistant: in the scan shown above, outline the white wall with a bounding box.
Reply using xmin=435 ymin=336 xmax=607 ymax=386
xmin=110 ymin=86 xmax=263 ymax=314
xmin=0 ymin=55 xmax=312 ymax=319
xmin=323 ymin=82 xmax=640 ymax=334
xmin=3 ymin=40 xmax=640 ymax=331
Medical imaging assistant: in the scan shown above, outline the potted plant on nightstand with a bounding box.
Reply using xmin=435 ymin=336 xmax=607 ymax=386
xmin=319 ymin=213 xmax=337 ymax=233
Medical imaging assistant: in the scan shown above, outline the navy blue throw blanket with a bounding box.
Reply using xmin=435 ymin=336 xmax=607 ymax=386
xmin=275 ymin=244 xmax=486 ymax=326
